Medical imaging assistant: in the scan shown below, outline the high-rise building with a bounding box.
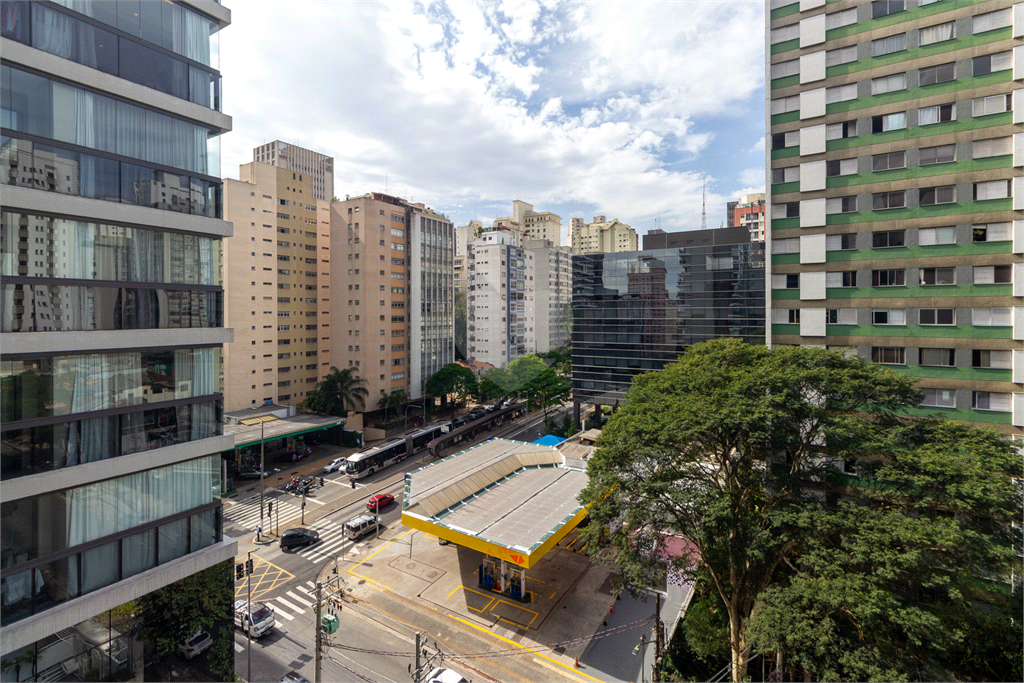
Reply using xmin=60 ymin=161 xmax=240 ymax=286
xmin=0 ymin=0 xmax=235 ymax=671
xmin=467 ymin=232 xmax=535 ymax=366
xmin=524 ymin=237 xmax=573 ymax=353
xmin=330 ymin=193 xmax=453 ymax=405
xmin=768 ymin=0 xmax=1023 ymax=436
xmin=731 ymin=193 xmax=767 ymax=241
xmin=253 ymin=140 xmax=334 ymax=202
xmin=493 ymin=200 xmax=562 ymax=246
xmin=570 ymin=216 xmax=639 ymax=254
xmin=222 ymin=162 xmax=332 ymax=411
xmin=572 ymin=227 xmax=765 ymax=421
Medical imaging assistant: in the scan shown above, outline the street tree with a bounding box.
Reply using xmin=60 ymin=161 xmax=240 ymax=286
xmin=577 ymin=338 xmax=1004 ymax=682
xmin=425 ymin=363 xmax=479 ymax=415
xmin=298 ymin=366 xmax=368 ymax=419
xmin=377 ymin=388 xmax=407 ymax=421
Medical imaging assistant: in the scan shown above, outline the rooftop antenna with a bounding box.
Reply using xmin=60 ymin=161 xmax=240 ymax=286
xmin=701 ymin=177 xmax=707 ymax=231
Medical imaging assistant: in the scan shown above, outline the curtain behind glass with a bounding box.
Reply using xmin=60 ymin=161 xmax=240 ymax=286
xmin=81 ymin=542 xmax=119 ymax=593
xmin=122 ymin=530 xmax=155 ymax=577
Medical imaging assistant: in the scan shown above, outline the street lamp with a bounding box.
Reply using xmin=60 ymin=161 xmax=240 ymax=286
xmin=259 ymin=420 xmax=266 ymax=529
xmin=404 ymin=403 xmax=423 ymax=433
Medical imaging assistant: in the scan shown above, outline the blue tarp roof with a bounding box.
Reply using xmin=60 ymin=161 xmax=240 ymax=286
xmin=532 ymin=434 xmax=565 ymax=446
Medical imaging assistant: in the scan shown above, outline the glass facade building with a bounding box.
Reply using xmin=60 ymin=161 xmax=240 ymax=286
xmin=0 ymin=0 xmax=235 ymax=672
xmin=572 ymin=228 xmax=766 ymax=406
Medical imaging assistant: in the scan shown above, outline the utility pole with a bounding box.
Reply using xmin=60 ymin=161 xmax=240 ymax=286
xmin=653 ymin=592 xmax=664 ymax=682
xmin=314 ymin=581 xmax=322 ymax=683
xmin=259 ymin=420 xmax=266 ymax=527
xmin=415 ymin=632 xmax=422 ymax=680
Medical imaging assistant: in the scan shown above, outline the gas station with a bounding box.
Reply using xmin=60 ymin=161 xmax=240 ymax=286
xmin=401 ymin=438 xmax=590 ymax=606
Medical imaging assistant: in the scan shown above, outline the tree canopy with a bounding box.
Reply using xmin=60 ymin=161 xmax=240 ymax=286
xmin=578 ymin=339 xmax=1022 ymax=682
xmin=425 ymin=363 xmax=479 ymax=414
xmin=479 ymin=354 xmax=570 ymax=411
xmin=298 ymin=366 xmax=368 ymax=418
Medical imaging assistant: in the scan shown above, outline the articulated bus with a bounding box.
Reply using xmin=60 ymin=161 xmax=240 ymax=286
xmin=345 ymin=421 xmax=450 ymax=479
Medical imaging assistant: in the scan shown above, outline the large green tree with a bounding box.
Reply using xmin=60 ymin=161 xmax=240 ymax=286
xmin=298 ymin=366 xmax=368 ymax=418
xmin=425 ymin=363 xmax=479 ymax=415
xmin=577 ymin=339 xmax=1021 ymax=682
xmin=377 ymin=388 xmax=408 ymax=421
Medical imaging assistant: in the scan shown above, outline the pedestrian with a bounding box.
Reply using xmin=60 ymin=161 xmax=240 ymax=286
xmin=256 ymin=525 xmax=262 ymax=543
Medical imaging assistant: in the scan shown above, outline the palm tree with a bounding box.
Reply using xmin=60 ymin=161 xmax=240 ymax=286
xmin=377 ymin=389 xmax=407 ymax=421
xmin=299 ymin=367 xmax=368 ymax=418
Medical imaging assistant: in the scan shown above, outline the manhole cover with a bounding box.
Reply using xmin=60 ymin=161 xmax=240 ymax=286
xmin=407 ymin=563 xmax=417 ymax=569
xmin=427 ymin=571 xmax=438 ymax=579
xmin=358 ymin=580 xmax=366 ymax=585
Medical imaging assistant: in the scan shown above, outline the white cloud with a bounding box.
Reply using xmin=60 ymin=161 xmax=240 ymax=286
xmin=738 ymin=167 xmax=766 ymax=190
xmin=219 ymin=0 xmax=765 ymax=232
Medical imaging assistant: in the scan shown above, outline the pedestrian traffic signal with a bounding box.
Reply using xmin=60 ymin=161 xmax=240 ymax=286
xmin=267 ymin=502 xmax=273 ymax=515
xmin=245 ymin=558 xmax=254 ymax=574
xmin=235 ymin=563 xmax=244 ymax=580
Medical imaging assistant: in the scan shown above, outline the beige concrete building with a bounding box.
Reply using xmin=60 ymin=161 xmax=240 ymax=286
xmin=330 ymin=193 xmax=454 ymax=405
xmin=524 ymin=237 xmax=573 ymax=353
xmin=493 ymin=200 xmax=563 ymax=246
xmin=254 ymin=140 xmax=335 ymax=202
xmin=223 ymin=162 xmax=332 ymax=411
xmin=570 ymin=215 xmax=639 ymax=253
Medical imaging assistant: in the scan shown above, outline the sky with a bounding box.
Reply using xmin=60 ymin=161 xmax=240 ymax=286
xmin=220 ymin=0 xmax=767 ymax=244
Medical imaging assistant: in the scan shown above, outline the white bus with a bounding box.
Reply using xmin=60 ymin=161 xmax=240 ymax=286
xmin=406 ymin=422 xmax=451 ymax=454
xmin=346 ymin=439 xmax=406 ymax=479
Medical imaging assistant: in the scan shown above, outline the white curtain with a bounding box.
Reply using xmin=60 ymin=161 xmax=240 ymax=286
xmin=115 ymin=101 xmax=146 ymax=162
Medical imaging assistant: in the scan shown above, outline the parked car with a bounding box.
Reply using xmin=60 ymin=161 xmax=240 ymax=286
xmin=323 ymin=457 xmax=347 ymax=473
xmin=280 ymin=528 xmax=320 ymax=549
xmin=451 ymin=417 xmax=466 ymax=429
xmin=279 ymin=673 xmax=310 ymax=683
xmin=177 ymin=631 xmax=212 ymax=660
xmin=485 ymin=403 xmax=498 ymax=413
xmin=366 ymin=493 xmax=394 ymax=511
xmin=237 ymin=467 xmax=268 ymax=480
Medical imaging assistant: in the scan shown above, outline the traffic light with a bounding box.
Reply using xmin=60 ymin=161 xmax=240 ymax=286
xmin=235 ymin=563 xmax=244 ymax=581
xmin=246 ymin=558 xmax=254 ymax=574
xmin=267 ymin=502 xmax=273 ymax=515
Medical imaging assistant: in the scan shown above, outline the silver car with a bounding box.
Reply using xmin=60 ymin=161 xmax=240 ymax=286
xmin=177 ymin=631 xmax=212 ymax=660
xmin=323 ymin=457 xmax=347 ymax=473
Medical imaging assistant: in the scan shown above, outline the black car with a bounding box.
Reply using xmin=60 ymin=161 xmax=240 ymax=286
xmin=485 ymin=404 xmax=498 ymax=414
xmin=451 ymin=417 xmax=466 ymax=429
xmin=280 ymin=528 xmax=319 ymax=549
xmin=237 ymin=467 xmax=267 ymax=480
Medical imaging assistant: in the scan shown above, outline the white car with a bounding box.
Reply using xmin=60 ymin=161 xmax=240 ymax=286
xmin=425 ymin=668 xmax=470 ymax=683
xmin=323 ymin=457 xmax=347 ymax=473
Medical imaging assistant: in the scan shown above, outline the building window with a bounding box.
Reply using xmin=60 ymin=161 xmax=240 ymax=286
xmin=871 ymin=347 xmax=905 ymax=365
xmin=972 ymin=94 xmax=1012 ymax=117
xmin=771 ymin=131 xmax=801 ymax=149
xmin=973 ymin=349 xmax=1012 ymax=369
xmin=826 ymin=45 xmax=858 ymax=67
xmin=872 ymin=269 xmax=906 ymax=286
xmin=826 ymin=121 xmax=857 ymax=140
xmin=826 ymin=158 xmax=858 ymax=177
xmin=871 ymin=0 xmax=904 ymax=19
xmin=974 ymin=8 xmax=1012 ymax=34
xmin=919 ymin=144 xmax=955 ymax=165
xmin=919 ymin=308 xmax=955 ymax=325
xmin=973 ymin=137 xmax=1012 ymax=159
xmin=827 ymin=308 xmax=857 ymax=324
xmin=973 ymin=222 xmax=1012 ymax=242
xmin=772 ymin=167 xmax=800 ymax=184
xmin=919 ymin=103 xmax=955 ymax=125
xmin=920 ymin=267 xmax=956 ymax=286
xmin=919 ymin=62 xmax=955 ymax=86
xmin=826 ymin=196 xmax=858 ymax=214
xmin=920 ymin=185 xmax=955 ymax=205
xmin=974 ymin=52 xmax=1013 ymax=76
xmin=771 ymin=96 xmax=800 ymax=115
xmin=826 ymin=83 xmax=858 ymax=104
xmin=918 ymin=226 xmax=955 ymax=246
xmin=826 ymin=8 xmax=857 ymax=29
xmin=872 ymin=151 xmax=905 ymax=171
xmin=972 ymin=308 xmax=1012 ymax=326
xmin=826 ymin=234 xmax=857 ymax=251
xmin=826 ymin=271 xmax=858 ymax=288
xmin=871 ymin=73 xmax=906 ymax=95
xmin=972 ymin=391 xmax=1011 ymax=412
xmin=919 ymin=21 xmax=954 ymax=45
xmin=773 ymin=237 xmax=800 ymax=254
xmin=975 ymin=180 xmax=1011 ymax=201
xmin=973 ymin=265 xmax=1011 ymax=284
xmin=771 ymin=203 xmax=800 ymax=219
xmin=872 ymin=191 xmax=905 ymax=210
xmin=921 ymin=388 xmax=956 ymax=408
xmin=770 ymin=23 xmax=800 ymax=45
xmin=872 ymin=309 xmax=905 ymax=325
xmin=771 ymin=309 xmax=801 ymax=324
xmin=872 ymin=112 xmax=906 ymax=132
xmin=872 ymin=230 xmax=905 ymax=248
xmin=919 ymin=348 xmax=955 ymax=367
xmin=872 ymin=33 xmax=906 ymax=57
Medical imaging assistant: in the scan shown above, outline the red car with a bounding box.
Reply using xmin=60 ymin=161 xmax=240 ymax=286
xmin=366 ymin=493 xmax=394 ymax=511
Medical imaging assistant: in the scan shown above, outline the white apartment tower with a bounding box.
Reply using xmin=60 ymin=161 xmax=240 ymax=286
xmin=467 ymin=232 xmax=536 ymax=366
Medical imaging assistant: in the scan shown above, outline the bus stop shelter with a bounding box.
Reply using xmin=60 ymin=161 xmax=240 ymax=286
xmin=401 ymin=438 xmax=589 ymax=603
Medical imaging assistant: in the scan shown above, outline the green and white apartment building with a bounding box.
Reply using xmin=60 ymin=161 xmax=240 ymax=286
xmin=768 ymin=0 xmax=1024 ymax=436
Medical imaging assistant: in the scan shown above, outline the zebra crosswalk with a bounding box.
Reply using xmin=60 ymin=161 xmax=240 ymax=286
xmin=260 ymin=580 xmax=347 ymax=622
xmin=290 ymin=518 xmax=369 ymax=564
xmin=224 ymin=496 xmax=304 ymax=530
